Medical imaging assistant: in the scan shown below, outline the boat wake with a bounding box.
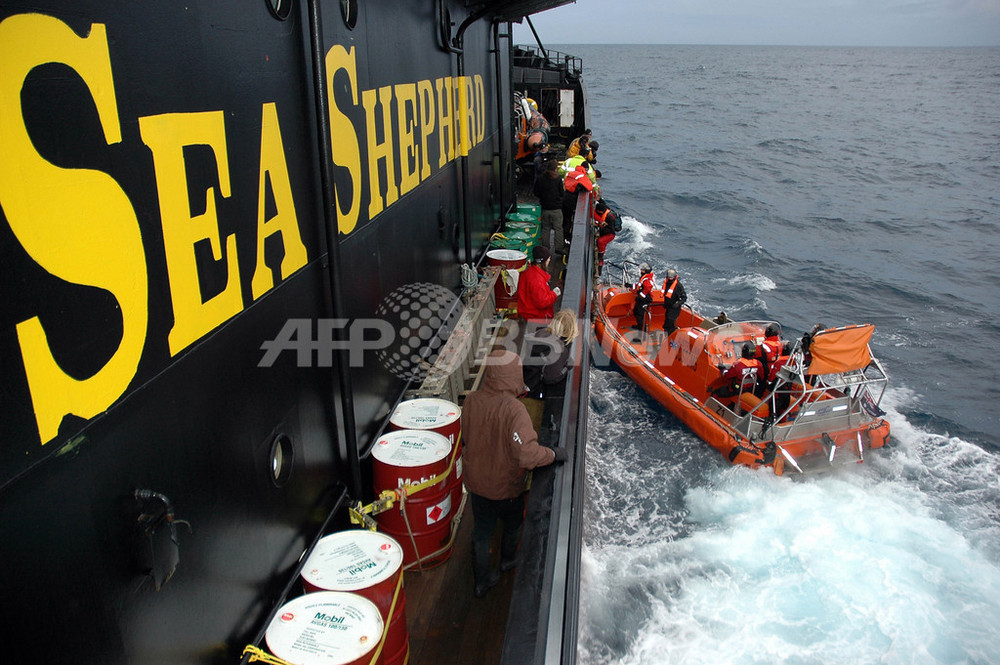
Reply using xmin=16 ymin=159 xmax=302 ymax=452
xmin=580 ymin=373 xmax=1000 ymax=665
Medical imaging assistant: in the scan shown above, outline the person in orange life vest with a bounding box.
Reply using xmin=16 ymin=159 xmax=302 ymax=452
xmin=517 ymin=245 xmax=561 ymax=322
xmin=758 ymin=323 xmax=782 ymax=378
xmin=711 ymin=343 xmax=765 ymax=399
xmin=659 ymin=268 xmax=687 ymax=335
xmin=561 ymin=164 xmax=596 ymax=246
xmin=632 ymin=263 xmax=655 ymax=331
xmin=593 ymin=199 xmax=619 ymax=272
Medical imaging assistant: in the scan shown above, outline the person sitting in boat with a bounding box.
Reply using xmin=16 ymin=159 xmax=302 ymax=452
xmin=710 ymin=342 xmax=765 ymax=402
xmin=517 ymin=245 xmax=561 ymax=322
xmin=461 ymin=349 xmax=566 ymax=598
xmin=593 ymin=199 xmax=620 ymax=273
xmin=660 ymin=268 xmax=687 ymax=335
xmin=632 ymin=263 xmax=655 ymax=332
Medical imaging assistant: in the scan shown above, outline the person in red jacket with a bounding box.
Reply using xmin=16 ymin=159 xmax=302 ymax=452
xmin=711 ymin=343 xmax=765 ymax=400
xmin=758 ymin=323 xmax=782 ymax=380
xmin=517 ymin=245 xmax=560 ymax=322
xmin=461 ymin=349 xmax=565 ymax=597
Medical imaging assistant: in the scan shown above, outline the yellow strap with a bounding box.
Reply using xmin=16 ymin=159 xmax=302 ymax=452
xmin=366 ymin=565 xmax=404 ymax=665
xmin=350 ymin=432 xmax=463 ymax=527
xmin=242 ymin=571 xmax=404 ymax=665
xmin=242 ymin=645 xmax=294 ymax=665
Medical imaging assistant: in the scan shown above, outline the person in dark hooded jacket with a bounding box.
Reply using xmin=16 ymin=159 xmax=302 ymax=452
xmin=461 ymin=349 xmax=566 ymax=597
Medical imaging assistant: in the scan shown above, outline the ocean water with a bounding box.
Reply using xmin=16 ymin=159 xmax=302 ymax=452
xmin=571 ymin=45 xmax=1000 ymax=665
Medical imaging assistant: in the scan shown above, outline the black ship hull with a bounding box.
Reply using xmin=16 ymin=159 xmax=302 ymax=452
xmin=1 ymin=1 xmax=588 ymax=664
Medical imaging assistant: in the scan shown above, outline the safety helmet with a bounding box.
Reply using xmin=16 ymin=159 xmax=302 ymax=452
xmin=742 ymin=342 xmax=756 ymax=359
xmin=639 ymin=262 xmax=651 ymax=274
xmin=666 ymin=268 xmax=677 ymax=280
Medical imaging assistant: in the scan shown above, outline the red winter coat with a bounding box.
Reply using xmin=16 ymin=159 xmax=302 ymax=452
xmin=517 ymin=263 xmax=558 ymax=321
xmin=461 ymin=350 xmax=556 ymax=500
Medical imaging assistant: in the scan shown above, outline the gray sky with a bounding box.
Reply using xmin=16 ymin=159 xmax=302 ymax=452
xmin=512 ymin=0 xmax=1000 ymax=47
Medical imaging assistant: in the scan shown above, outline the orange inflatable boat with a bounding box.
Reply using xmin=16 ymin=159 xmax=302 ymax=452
xmin=593 ymin=267 xmax=891 ymax=474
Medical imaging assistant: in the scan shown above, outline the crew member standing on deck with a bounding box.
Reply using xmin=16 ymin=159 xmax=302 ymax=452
xmin=566 ymin=130 xmax=592 ymax=159
xmin=660 ymin=268 xmax=687 ymax=335
xmin=462 ymin=349 xmax=565 ymax=598
xmin=633 ymin=263 xmax=655 ymax=332
xmin=562 ymin=164 xmax=596 ymax=248
xmin=517 ymin=246 xmax=561 ymax=322
xmin=533 ymin=160 xmax=564 ymax=267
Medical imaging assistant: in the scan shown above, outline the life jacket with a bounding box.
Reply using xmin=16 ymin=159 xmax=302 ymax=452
xmin=594 ymin=208 xmax=616 ymax=236
xmin=760 ymin=335 xmax=781 ymax=365
xmin=564 ymin=165 xmax=594 ymax=193
xmin=768 ymin=354 xmax=790 ymax=382
xmin=726 ymin=357 xmax=761 ymax=391
xmin=662 ymin=276 xmax=679 ymax=300
xmin=635 ymin=271 xmax=654 ymax=297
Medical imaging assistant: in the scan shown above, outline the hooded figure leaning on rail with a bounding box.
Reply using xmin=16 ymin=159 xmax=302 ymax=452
xmin=461 ymin=349 xmax=567 ymax=598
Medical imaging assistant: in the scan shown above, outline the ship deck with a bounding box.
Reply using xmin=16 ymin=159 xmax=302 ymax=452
xmin=382 ymin=187 xmax=594 ymax=665
xmin=405 ymin=502 xmax=516 ymax=665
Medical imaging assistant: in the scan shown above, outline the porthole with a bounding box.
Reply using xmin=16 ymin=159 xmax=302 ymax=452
xmin=266 ymin=0 xmax=292 ymax=21
xmin=269 ymin=434 xmax=295 ymax=487
xmin=341 ymin=0 xmax=358 ymax=30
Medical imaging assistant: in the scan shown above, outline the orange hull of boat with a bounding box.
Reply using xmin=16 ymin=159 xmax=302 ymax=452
xmin=593 ymin=285 xmax=890 ymax=473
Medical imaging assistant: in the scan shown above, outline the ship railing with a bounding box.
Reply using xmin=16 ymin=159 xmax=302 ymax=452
xmin=765 ymin=354 xmax=888 ymax=442
xmin=513 ymin=45 xmax=583 ymax=77
xmin=602 ymin=259 xmax=643 ymax=290
xmin=406 ymin=271 xmax=501 ymax=404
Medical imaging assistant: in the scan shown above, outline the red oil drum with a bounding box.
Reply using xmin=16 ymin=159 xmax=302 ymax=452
xmin=264 ymin=591 xmax=383 ymax=665
xmin=301 ymin=532 xmax=408 ymax=663
xmin=372 ymin=430 xmax=456 ymax=568
xmin=389 ymin=398 xmax=464 ymax=505
xmin=371 ymin=430 xmax=452 ymax=495
xmin=382 ymin=642 xmax=409 ymax=665
xmin=389 ymin=398 xmax=461 ymax=447
xmin=301 ymin=530 xmax=405 ymax=614
xmin=377 ymin=518 xmax=454 ymax=569
xmin=486 ymin=248 xmax=526 ymax=311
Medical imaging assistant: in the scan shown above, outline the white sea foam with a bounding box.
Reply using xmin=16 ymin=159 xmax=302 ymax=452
xmin=618 ymin=215 xmax=654 ymax=252
xmin=714 ymin=273 xmax=777 ymax=292
xmin=580 ymin=380 xmax=1000 ymax=665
